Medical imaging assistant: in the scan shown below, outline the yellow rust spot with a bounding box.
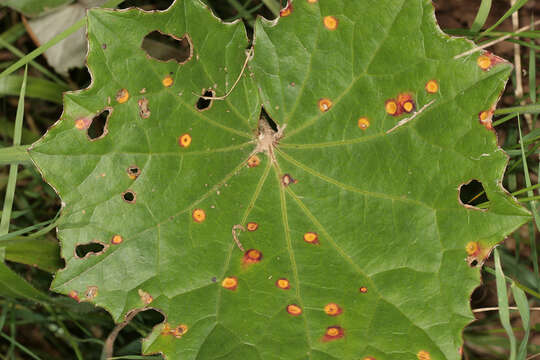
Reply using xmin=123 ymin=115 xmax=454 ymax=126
xmin=307 ymin=0 xmax=318 ymax=3
xmin=357 ymin=117 xmax=370 ymax=130
xmin=417 ymin=350 xmax=431 ymax=360
xmin=363 ymin=358 xmax=376 ymax=360
xmin=280 ymin=1 xmax=292 ymax=17
xmin=303 ymin=232 xmax=319 ymax=244
xmin=465 ymin=241 xmax=479 ymax=256
xmin=247 ymin=155 xmax=261 ymax=168
xmin=402 ymin=100 xmax=414 ymax=113
xmin=162 ymin=75 xmax=174 ymax=87
xmin=221 ymin=276 xmax=238 ymax=291
xmin=477 ymin=55 xmax=492 ymax=70
xmin=385 ymin=99 xmax=398 ymax=115
xmin=478 ymin=110 xmax=493 ymax=130
xmin=276 ymin=278 xmax=290 ymax=290
xmin=323 ymin=326 xmax=344 ymax=341
xmin=111 ymin=235 xmax=123 ymax=245
xmin=138 ymin=289 xmax=153 ymax=305
xmin=68 ymin=290 xmax=80 ymax=302
xmin=75 ymin=117 xmax=91 ymax=130
xmin=425 ymin=80 xmax=439 ymax=94
xmin=323 ymin=16 xmax=338 ymax=30
xmin=318 ymin=98 xmax=333 ymax=112
xmin=359 ymin=286 xmax=368 ymax=293
xmin=243 ymin=249 xmax=263 ymax=265
xmin=178 ymin=133 xmax=192 ymax=148
xmin=116 ymin=88 xmax=129 ymax=103
xmin=246 ymin=222 xmax=258 ymax=231
xmin=286 ymin=304 xmax=302 ymax=316
xmin=324 ymin=303 xmax=342 ymax=316
xmin=172 ymin=324 xmax=188 ymax=338
xmin=192 ymin=209 xmax=206 ymax=223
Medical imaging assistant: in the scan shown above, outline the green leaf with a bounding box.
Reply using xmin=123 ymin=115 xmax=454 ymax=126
xmin=29 ymin=1 xmax=530 ymax=359
xmin=3 ymin=238 xmax=62 ymax=273
xmin=0 ymin=75 xmax=67 ymax=103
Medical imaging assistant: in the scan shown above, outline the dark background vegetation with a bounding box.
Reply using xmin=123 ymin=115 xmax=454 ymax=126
xmin=0 ymin=0 xmax=538 ymax=359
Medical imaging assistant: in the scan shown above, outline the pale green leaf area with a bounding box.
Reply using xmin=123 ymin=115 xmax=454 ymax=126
xmin=29 ymin=0 xmax=530 ymax=359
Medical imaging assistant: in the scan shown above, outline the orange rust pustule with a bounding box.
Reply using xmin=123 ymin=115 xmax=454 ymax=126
xmin=178 ymin=133 xmax=192 ymax=148
xmin=358 ymin=117 xmax=370 ymax=130
xmin=192 ymin=209 xmax=206 ymax=223
xmin=465 ymin=241 xmax=480 ymax=256
xmin=247 ymin=155 xmax=261 ymax=168
xmin=322 ymin=326 xmax=345 ymax=342
xmin=286 ymin=304 xmax=302 ymax=316
xmin=75 ymin=117 xmax=92 ymax=130
xmin=417 ymin=350 xmax=431 ymax=360
xmin=359 ymin=286 xmax=368 ymax=293
xmin=172 ymin=324 xmax=188 ymax=338
xmin=276 ymin=278 xmax=290 ymax=290
xmin=303 ymin=232 xmax=319 ymax=244
xmin=280 ymin=1 xmax=292 ymax=17
xmin=478 ymin=110 xmax=493 ymax=130
xmin=246 ymin=222 xmax=259 ymax=231
xmin=138 ymin=289 xmax=153 ymax=305
xmin=425 ymin=79 xmax=439 ymax=94
xmin=324 ymin=303 xmax=342 ymax=316
xmin=385 ymin=99 xmax=400 ymax=116
xmin=116 ymin=88 xmax=129 ymax=103
xmin=363 ymin=357 xmax=377 ymax=360
xmin=323 ymin=16 xmax=338 ymax=30
xmin=68 ymin=290 xmax=80 ymax=302
xmin=221 ymin=276 xmax=238 ymax=291
xmin=397 ymin=93 xmax=415 ymax=113
xmin=318 ymin=98 xmax=333 ymax=112
xmin=477 ymin=52 xmax=504 ymax=71
xmin=111 ymin=235 xmax=123 ymax=245
xmin=282 ymin=174 xmax=298 ymax=187
xmin=162 ymin=75 xmax=174 ymax=87
xmin=307 ymin=0 xmax=317 ymax=3
xmin=243 ymin=249 xmax=263 ymax=265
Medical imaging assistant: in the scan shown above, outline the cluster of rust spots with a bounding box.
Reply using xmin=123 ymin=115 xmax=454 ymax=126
xmin=417 ymin=350 xmax=431 ymax=360
xmin=477 ymin=52 xmax=503 ymax=71
xmin=116 ymin=88 xmax=129 ymax=103
xmin=68 ymin=290 xmax=80 ymax=302
xmin=192 ymin=209 xmax=206 ymax=223
xmin=247 ymin=155 xmax=261 ymax=168
xmin=322 ymin=326 xmax=344 ymax=342
xmin=280 ymin=1 xmax=292 ymax=17
xmin=324 ymin=303 xmax=342 ymax=316
xmin=323 ymin=16 xmax=338 ymax=30
xmin=275 ymin=278 xmax=290 ymax=290
xmin=127 ymin=165 xmax=141 ymax=180
xmin=138 ymin=289 xmax=153 ymax=305
xmin=303 ymin=232 xmax=319 ymax=244
xmin=359 ymin=286 xmax=368 ymax=293
xmin=385 ymin=93 xmax=416 ymax=116
xmin=425 ymin=79 xmax=439 ymax=94
xmin=122 ymin=190 xmax=136 ymax=204
xmin=111 ymin=234 xmax=123 ymax=245
xmin=221 ymin=276 xmax=238 ymax=291
xmin=286 ymin=304 xmax=303 ymax=316
xmin=85 ymin=286 xmax=98 ymax=300
xmin=246 ymin=222 xmax=258 ymax=231
xmin=178 ymin=133 xmax=192 ymax=148
xmin=478 ymin=109 xmax=493 ymax=130
xmin=357 ymin=117 xmax=370 ymax=130
xmin=243 ymin=249 xmax=263 ymax=265
xmin=138 ymin=98 xmax=150 ymax=119
xmin=465 ymin=241 xmax=480 ymax=256
xmin=162 ymin=74 xmax=174 ymax=87
xmin=282 ymin=174 xmax=298 ymax=187
xmin=162 ymin=323 xmax=189 ymax=339
xmin=318 ymin=98 xmax=333 ymax=112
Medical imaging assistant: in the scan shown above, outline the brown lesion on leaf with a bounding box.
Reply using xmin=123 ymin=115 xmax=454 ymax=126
xmin=127 ymin=165 xmax=141 ymax=180
xmin=242 ymin=249 xmax=263 ymax=265
xmin=141 ymin=31 xmax=193 ymax=64
xmin=138 ymin=289 xmax=153 ymax=305
xmin=116 ymin=88 xmax=129 ymax=104
xmin=322 ymin=326 xmax=345 ymax=342
xmin=281 ymin=173 xmax=298 ymax=187
xmin=280 ymin=0 xmax=293 ymax=17
xmin=250 ymin=106 xmax=286 ymax=165
xmin=122 ymin=190 xmax=136 ymax=204
xmin=138 ymin=98 xmax=151 ymax=119
xmin=85 ymin=286 xmax=98 ymax=300
xmin=75 ymin=241 xmax=108 ymax=259
xmin=478 ymin=108 xmax=494 ymax=130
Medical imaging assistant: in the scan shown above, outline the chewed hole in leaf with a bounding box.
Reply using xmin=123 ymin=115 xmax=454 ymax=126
xmin=196 ymin=90 xmax=215 ymax=111
xmin=260 ymin=106 xmax=278 ymax=132
xmin=141 ymin=31 xmax=193 ymax=64
xmin=127 ymin=165 xmax=141 ymax=180
xmin=459 ymin=179 xmax=489 ymax=209
xmin=75 ymin=242 xmax=106 ymax=258
xmin=122 ymin=190 xmax=136 ymax=203
xmin=87 ymin=109 xmax=111 ymax=140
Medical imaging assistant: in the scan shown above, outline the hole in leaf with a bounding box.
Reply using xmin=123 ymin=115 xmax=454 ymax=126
xmin=260 ymin=106 xmax=278 ymax=132
xmin=459 ymin=180 xmax=489 ymax=209
xmin=87 ymin=109 xmax=111 ymax=140
xmin=134 ymin=308 xmax=165 ymax=328
xmin=75 ymin=242 xmax=105 ymax=258
xmin=196 ymin=89 xmax=215 ymax=111
xmin=141 ymin=31 xmax=192 ymax=64
xmin=122 ymin=190 xmax=136 ymax=203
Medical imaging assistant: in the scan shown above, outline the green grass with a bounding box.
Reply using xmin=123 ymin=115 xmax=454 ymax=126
xmin=0 ymin=0 xmax=538 ymax=359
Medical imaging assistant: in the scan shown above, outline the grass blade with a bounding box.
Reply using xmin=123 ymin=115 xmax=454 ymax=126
xmin=494 ymin=247 xmax=517 ymax=360
xmin=494 ymin=104 xmax=540 ymax=115
xmin=511 ymin=283 xmax=530 ymax=359
xmin=471 ymin=0 xmax=492 ymax=33
xmin=480 ymin=0 xmax=528 ymax=37
xmin=0 ymin=75 xmax=67 ymax=103
xmin=0 ymin=145 xmax=31 ymax=165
